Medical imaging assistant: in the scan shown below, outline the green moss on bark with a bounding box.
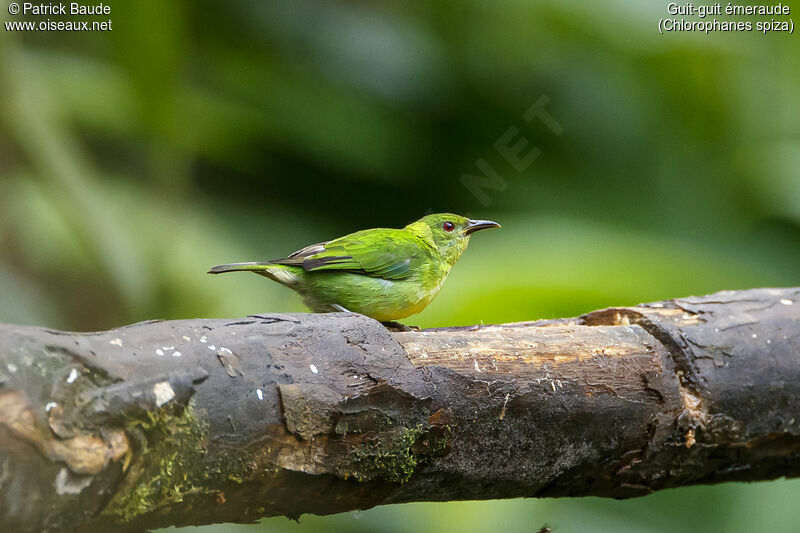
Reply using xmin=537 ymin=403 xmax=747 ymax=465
xmin=103 ymin=404 xmax=209 ymax=522
xmin=351 ymin=425 xmax=424 ymax=483
xmin=102 ymin=403 xmax=253 ymax=523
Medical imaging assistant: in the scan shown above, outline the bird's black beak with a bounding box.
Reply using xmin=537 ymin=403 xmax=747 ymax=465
xmin=465 ymin=219 xmax=501 ymax=235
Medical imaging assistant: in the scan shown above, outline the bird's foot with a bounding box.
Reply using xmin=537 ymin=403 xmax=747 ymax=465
xmin=381 ymin=321 xmax=420 ymax=332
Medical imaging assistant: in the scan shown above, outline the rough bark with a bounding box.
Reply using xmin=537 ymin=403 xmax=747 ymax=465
xmin=1 ymin=287 xmax=799 ymax=532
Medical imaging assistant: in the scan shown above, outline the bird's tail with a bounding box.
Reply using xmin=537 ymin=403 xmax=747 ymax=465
xmin=208 ymin=262 xmax=275 ymax=274
xmin=207 ymin=262 xmax=300 ymax=286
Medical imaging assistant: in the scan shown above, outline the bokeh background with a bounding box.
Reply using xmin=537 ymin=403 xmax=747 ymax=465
xmin=1 ymin=1 xmax=799 ymax=531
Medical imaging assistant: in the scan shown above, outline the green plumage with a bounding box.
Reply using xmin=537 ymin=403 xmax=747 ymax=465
xmin=208 ymin=213 xmax=500 ymax=322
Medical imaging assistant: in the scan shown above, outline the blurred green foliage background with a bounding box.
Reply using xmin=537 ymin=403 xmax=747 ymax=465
xmin=1 ymin=0 xmax=799 ymax=531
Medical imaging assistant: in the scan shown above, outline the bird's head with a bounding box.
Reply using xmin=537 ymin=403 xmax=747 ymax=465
xmin=406 ymin=213 xmax=500 ymax=266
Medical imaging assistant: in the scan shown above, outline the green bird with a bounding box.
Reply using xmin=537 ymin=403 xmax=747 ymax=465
xmin=208 ymin=213 xmax=500 ymax=323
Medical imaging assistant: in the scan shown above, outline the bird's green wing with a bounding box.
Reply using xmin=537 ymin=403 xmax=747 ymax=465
xmin=272 ymin=228 xmax=428 ymax=280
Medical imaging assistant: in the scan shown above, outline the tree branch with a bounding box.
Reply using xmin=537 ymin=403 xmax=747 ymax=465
xmin=1 ymin=288 xmax=799 ymax=532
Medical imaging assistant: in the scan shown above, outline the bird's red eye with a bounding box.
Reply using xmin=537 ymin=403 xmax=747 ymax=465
xmin=443 ymin=221 xmax=455 ymax=232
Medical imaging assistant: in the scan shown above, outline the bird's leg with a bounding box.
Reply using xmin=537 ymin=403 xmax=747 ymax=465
xmin=330 ymin=305 xmax=419 ymax=331
xmin=380 ymin=321 xmax=421 ymax=332
xmin=329 ymin=303 xmax=418 ymax=331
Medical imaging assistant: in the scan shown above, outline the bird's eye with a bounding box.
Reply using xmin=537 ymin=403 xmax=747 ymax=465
xmin=443 ymin=221 xmax=455 ymax=232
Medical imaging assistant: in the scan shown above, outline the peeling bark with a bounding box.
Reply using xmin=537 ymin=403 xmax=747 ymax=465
xmin=0 ymin=288 xmax=799 ymax=532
